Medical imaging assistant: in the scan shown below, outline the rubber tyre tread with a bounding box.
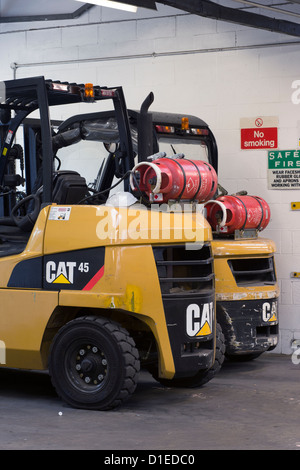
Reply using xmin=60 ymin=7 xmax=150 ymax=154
xmin=49 ymin=316 xmax=140 ymax=411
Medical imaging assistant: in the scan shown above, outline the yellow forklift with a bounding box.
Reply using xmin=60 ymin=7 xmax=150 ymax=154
xmin=0 ymin=77 xmax=223 ymax=410
xmin=130 ymin=94 xmax=279 ymax=361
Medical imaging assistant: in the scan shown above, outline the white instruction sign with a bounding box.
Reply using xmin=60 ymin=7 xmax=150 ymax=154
xmin=49 ymin=206 xmax=71 ymax=220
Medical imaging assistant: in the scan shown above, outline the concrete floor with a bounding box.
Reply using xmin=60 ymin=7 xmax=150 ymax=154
xmin=0 ymin=353 xmax=299 ymax=450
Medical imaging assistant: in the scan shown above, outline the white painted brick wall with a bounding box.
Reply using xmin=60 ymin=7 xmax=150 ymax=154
xmin=137 ymin=16 xmax=175 ymax=39
xmin=62 ymin=24 xmax=98 ymax=47
xmin=26 ymin=28 xmax=62 ymax=50
xmin=0 ymin=3 xmax=299 ymax=357
xmin=99 ymin=21 xmax=137 ymax=44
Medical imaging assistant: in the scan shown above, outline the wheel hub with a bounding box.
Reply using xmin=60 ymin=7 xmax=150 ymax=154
xmin=75 ymin=344 xmax=107 ymax=386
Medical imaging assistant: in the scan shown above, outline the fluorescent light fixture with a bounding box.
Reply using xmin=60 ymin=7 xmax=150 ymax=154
xmin=75 ymin=0 xmax=138 ymax=12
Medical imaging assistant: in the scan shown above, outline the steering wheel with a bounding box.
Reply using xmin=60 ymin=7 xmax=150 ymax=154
xmin=11 ymin=194 xmax=41 ymax=232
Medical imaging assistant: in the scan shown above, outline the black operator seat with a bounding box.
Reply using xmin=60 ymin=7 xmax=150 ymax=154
xmin=0 ymin=170 xmax=88 ymax=258
xmin=52 ymin=170 xmax=88 ymax=204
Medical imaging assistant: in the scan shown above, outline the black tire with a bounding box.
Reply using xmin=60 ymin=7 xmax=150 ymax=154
xmin=49 ymin=316 xmax=140 ymax=410
xmin=152 ymin=323 xmax=225 ymax=388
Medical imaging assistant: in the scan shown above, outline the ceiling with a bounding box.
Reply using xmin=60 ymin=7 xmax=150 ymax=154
xmin=0 ymin=0 xmax=300 ymax=37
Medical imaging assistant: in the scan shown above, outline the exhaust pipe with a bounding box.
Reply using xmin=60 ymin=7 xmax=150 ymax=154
xmin=138 ymin=92 xmax=154 ymax=162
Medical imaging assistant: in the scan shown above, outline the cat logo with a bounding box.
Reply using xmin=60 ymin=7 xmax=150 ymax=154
xmin=46 ymin=261 xmax=76 ymax=284
xmin=186 ymin=302 xmax=214 ymax=337
xmin=262 ymin=301 xmax=278 ymax=323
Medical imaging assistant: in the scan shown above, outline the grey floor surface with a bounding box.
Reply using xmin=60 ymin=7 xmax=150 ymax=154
xmin=0 ymin=353 xmax=298 ymax=451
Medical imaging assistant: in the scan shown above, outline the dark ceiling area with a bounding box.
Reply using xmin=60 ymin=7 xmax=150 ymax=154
xmin=162 ymin=0 xmax=300 ymax=37
xmin=0 ymin=0 xmax=300 ymax=37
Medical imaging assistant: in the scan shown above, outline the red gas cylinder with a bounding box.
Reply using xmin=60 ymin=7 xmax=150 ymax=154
xmin=130 ymin=156 xmax=218 ymax=203
xmin=205 ymin=195 xmax=271 ymax=233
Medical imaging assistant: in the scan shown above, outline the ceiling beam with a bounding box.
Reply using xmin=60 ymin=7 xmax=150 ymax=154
xmin=0 ymin=1 xmax=157 ymax=23
xmin=0 ymin=3 xmax=93 ymax=23
xmin=231 ymin=0 xmax=300 ymax=20
xmin=158 ymin=0 xmax=300 ymax=36
xmin=1 ymin=0 xmax=299 ymax=38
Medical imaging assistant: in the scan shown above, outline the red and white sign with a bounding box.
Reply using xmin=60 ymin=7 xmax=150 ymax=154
xmin=240 ymin=116 xmax=278 ymax=150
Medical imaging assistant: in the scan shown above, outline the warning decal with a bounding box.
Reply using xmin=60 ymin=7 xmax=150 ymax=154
xmin=240 ymin=116 xmax=278 ymax=150
xmin=49 ymin=206 xmax=71 ymax=221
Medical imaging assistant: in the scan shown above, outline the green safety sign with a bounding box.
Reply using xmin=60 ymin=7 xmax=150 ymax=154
xmin=268 ymin=150 xmax=300 ymax=189
xmin=268 ymin=150 xmax=300 ymax=168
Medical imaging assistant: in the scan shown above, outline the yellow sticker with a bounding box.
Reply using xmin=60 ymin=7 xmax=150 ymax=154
xmin=291 ymin=202 xmax=300 ymax=210
xmin=2 ymin=147 xmax=7 ymax=156
xmin=197 ymin=321 xmax=212 ymax=336
xmin=52 ymin=273 xmax=71 ymax=284
xmin=268 ymin=313 xmax=277 ymax=322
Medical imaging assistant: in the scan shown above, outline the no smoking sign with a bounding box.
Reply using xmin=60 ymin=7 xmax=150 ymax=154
xmin=240 ymin=116 xmax=278 ymax=150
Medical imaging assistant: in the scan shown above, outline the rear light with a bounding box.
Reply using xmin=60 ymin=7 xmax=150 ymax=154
xmin=51 ymin=83 xmax=69 ymax=92
xmin=100 ymin=89 xmax=116 ymax=97
xmin=155 ymin=125 xmax=175 ymax=134
xmin=155 ymin=124 xmax=209 ymax=136
xmin=191 ymin=128 xmax=209 ymax=136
